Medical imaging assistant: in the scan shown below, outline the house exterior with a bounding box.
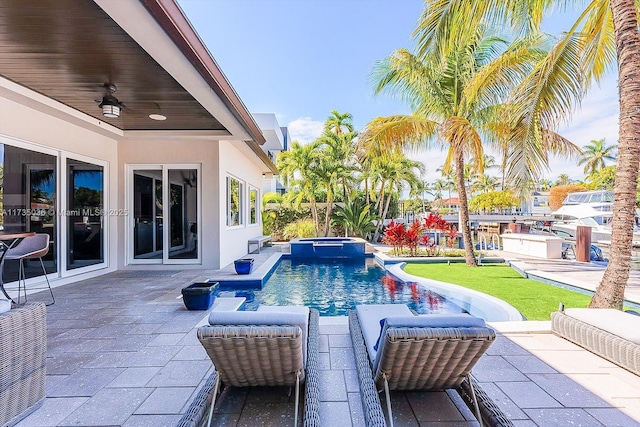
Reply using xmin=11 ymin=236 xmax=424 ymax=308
xmin=253 ymin=113 xmax=289 ymax=196
xmin=0 ymin=0 xmax=276 ymax=291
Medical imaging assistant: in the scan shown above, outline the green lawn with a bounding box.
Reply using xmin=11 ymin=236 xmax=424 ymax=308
xmin=403 ymin=263 xmax=592 ymax=320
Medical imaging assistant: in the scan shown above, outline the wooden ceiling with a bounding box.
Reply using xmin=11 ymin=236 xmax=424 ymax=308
xmin=0 ymin=0 xmax=228 ymax=132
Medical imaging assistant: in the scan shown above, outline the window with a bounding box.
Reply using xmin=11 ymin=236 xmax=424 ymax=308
xmin=249 ymin=187 xmax=258 ymax=225
xmin=227 ymin=176 xmax=243 ymax=227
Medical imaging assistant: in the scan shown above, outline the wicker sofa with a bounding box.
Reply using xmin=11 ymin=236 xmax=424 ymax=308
xmin=551 ymin=308 xmax=640 ymax=376
xmin=0 ymin=302 xmax=47 ymax=427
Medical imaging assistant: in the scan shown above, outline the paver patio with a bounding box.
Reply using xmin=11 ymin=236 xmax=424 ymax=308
xmin=9 ymin=247 xmax=640 ymax=426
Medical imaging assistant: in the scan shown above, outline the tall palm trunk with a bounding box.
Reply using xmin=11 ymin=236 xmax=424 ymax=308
xmin=373 ymin=181 xmax=387 ymax=241
xmin=590 ymin=0 xmax=640 ymax=308
xmin=323 ymin=188 xmax=334 ymax=237
xmin=310 ymin=198 xmax=320 ymax=237
xmin=454 ymin=149 xmax=477 ymax=266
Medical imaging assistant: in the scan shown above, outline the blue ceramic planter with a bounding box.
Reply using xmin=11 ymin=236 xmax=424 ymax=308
xmin=182 ymin=281 xmax=218 ymax=310
xmin=234 ymin=258 xmax=254 ymax=275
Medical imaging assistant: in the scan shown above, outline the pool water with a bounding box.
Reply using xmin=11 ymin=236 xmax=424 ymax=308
xmin=238 ymin=258 xmax=465 ymax=316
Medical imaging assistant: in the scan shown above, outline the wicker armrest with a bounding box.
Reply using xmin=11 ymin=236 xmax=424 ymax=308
xmin=0 ymin=302 xmax=47 ymax=426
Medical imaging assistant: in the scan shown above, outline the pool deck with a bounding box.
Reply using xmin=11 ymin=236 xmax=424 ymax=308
xmin=10 ymin=244 xmax=640 ymax=426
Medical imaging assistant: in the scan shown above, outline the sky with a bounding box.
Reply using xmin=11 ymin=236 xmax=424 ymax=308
xmin=176 ymin=0 xmax=620 ymax=185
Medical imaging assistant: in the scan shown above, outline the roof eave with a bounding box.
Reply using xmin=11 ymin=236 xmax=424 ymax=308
xmin=139 ymin=0 xmax=266 ymax=146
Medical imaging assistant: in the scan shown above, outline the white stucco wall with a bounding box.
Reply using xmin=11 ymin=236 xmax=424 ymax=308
xmin=117 ymin=136 xmax=221 ymax=269
xmin=218 ymin=140 xmax=264 ymax=268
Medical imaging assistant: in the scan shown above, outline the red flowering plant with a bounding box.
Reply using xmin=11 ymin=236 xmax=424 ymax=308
xmin=381 ymin=221 xmax=406 ymax=255
xmin=444 ymin=224 xmax=458 ymax=248
xmin=423 ymin=212 xmax=458 ymax=252
xmin=422 ymin=233 xmax=438 ymax=256
xmin=405 ymin=220 xmax=423 ymax=256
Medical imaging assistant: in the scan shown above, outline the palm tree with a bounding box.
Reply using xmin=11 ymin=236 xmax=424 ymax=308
xmin=537 ymin=179 xmax=553 ymax=191
xmin=324 ymin=110 xmax=354 ymax=136
xmin=331 ymin=197 xmax=378 ymax=238
xmin=472 ymin=175 xmax=499 ymax=194
xmin=414 ymin=0 xmax=640 ymax=311
xmin=277 ymin=141 xmax=324 ymax=236
xmin=369 ymin=151 xmax=424 ymax=242
xmin=317 ymin=129 xmax=359 ymax=204
xmin=578 ymin=138 xmax=617 ymax=176
xmin=555 ymin=174 xmax=572 ymax=186
xmin=361 ymin=21 xmax=580 ymax=265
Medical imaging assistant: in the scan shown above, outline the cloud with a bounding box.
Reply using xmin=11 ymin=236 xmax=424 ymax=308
xmin=287 ymin=117 xmax=324 ymax=145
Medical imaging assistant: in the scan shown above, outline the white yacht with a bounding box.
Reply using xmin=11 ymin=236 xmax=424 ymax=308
xmin=549 ymin=190 xmax=640 ymax=245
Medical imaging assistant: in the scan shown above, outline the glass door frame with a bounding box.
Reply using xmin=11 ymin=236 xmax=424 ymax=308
xmin=126 ymin=164 xmax=201 ymax=265
xmin=0 ymin=135 xmax=109 ymax=280
xmin=59 ymin=152 xmax=109 ymax=276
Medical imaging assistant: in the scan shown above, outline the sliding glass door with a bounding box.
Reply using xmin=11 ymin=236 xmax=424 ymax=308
xmin=129 ymin=165 xmax=200 ymax=264
xmin=67 ymin=159 xmax=104 ymax=269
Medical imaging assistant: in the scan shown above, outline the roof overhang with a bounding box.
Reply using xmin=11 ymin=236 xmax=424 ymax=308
xmin=0 ymin=0 xmax=276 ymax=172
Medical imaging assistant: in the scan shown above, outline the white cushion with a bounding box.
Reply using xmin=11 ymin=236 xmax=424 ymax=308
xmin=209 ymin=306 xmax=310 ymax=363
xmin=565 ymin=308 xmax=640 ymax=345
xmin=0 ymin=299 xmax=10 ymax=314
xmin=355 ymin=304 xmax=413 ymax=364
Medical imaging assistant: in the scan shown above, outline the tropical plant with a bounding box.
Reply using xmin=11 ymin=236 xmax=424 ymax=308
xmin=283 ymin=219 xmax=316 ymax=240
xmin=381 ymin=221 xmax=407 ymax=255
xmin=362 ymin=18 xmax=580 ymax=266
xmin=555 ymin=174 xmax=573 ymax=186
xmin=578 ymin=138 xmax=617 ymax=176
xmin=537 ymin=179 xmax=553 ymax=191
xmin=469 ymin=190 xmax=519 ymax=213
xmin=368 ymin=151 xmax=424 ymax=242
xmin=472 ymin=175 xmax=500 ymax=195
xmin=324 ymin=110 xmax=354 ymax=136
xmin=417 ymin=0 xmax=640 ymax=313
xmin=331 ymin=198 xmax=378 ymax=238
xmin=277 ymin=141 xmax=324 ymax=236
xmin=405 ymin=220 xmax=423 ymax=256
xmin=585 ymin=165 xmax=616 ymax=190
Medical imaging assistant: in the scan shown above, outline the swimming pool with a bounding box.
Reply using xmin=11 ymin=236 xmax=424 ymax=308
xmin=235 ymin=257 xmax=465 ymax=316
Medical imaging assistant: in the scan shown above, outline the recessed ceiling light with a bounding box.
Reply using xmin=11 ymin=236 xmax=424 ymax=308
xmin=149 ymin=114 xmax=167 ymax=121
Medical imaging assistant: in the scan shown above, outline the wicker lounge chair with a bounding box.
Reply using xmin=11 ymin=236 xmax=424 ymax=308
xmin=349 ymin=304 xmax=512 ymax=427
xmin=177 ymin=306 xmax=320 ymax=427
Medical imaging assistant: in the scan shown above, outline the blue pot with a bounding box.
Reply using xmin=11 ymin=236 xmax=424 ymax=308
xmin=182 ymin=281 xmax=218 ymax=310
xmin=234 ymin=258 xmax=254 ymax=275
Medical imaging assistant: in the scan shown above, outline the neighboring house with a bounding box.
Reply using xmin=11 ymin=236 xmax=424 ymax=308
xmin=253 ymin=113 xmax=289 ymax=195
xmin=523 ymin=191 xmax=551 ymax=215
xmin=436 ymin=197 xmax=460 ymax=212
xmin=0 ymin=0 xmax=277 ymax=290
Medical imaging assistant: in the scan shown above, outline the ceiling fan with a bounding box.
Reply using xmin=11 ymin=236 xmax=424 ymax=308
xmin=95 ymin=83 xmax=168 ymax=122
xmin=97 ymin=83 xmax=124 ymax=119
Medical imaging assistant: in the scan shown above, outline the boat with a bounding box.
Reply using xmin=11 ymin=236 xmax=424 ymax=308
xmin=547 ymin=190 xmax=640 ymax=245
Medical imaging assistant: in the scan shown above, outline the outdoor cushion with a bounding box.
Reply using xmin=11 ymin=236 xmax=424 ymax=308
xmin=209 ymin=306 xmax=310 ymax=362
xmin=355 ymin=304 xmax=413 ymax=364
xmin=373 ymin=313 xmax=488 ymax=370
xmin=0 ymin=299 xmax=10 ymax=314
xmin=565 ymin=308 xmax=640 ymax=345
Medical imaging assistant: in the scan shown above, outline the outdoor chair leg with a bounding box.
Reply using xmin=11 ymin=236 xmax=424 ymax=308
xmin=382 ymin=373 xmax=394 ymax=427
xmin=466 ymin=374 xmax=483 ymax=426
xmin=206 ymin=375 xmax=220 ymax=427
xmin=38 ymin=257 xmax=55 ymax=305
xmin=17 ymin=259 xmax=26 ymax=304
xmin=294 ymin=370 xmax=301 ymax=427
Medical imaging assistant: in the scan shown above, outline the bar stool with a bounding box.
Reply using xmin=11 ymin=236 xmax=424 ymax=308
xmin=5 ymin=234 xmax=54 ymax=305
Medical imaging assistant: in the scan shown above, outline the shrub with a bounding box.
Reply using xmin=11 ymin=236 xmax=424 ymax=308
xmin=283 ymin=219 xmax=316 ymax=239
xmin=548 ymin=185 xmax=588 ymax=210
